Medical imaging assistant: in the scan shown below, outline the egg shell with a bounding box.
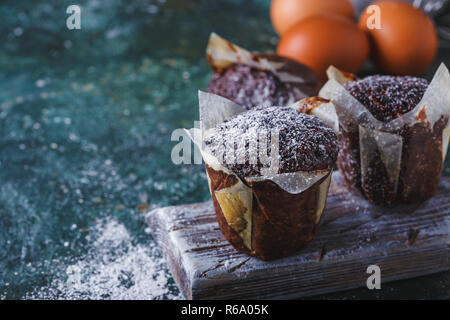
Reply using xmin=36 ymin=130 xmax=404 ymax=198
xmin=270 ymin=0 xmax=354 ymax=36
xmin=359 ymin=0 xmax=438 ymax=75
xmin=277 ymin=14 xmax=370 ymax=81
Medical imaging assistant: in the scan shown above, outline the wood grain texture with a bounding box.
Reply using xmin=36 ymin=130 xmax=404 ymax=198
xmin=146 ymin=172 xmax=450 ymax=300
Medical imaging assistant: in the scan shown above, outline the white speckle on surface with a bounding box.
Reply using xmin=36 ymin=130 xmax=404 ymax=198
xmin=35 ymin=79 xmax=46 ymax=88
xmin=147 ymin=5 xmax=159 ymax=14
xmin=182 ymin=71 xmax=190 ymax=80
xmin=106 ymin=28 xmax=122 ymax=39
xmin=13 ymin=27 xmax=23 ymax=37
xmin=64 ymin=40 xmax=72 ymax=49
xmin=68 ymin=133 xmax=79 ymax=141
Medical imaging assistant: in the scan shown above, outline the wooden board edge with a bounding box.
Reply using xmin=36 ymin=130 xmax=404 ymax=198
xmin=190 ymin=243 xmax=449 ymax=300
xmin=146 ymin=208 xmax=192 ymax=299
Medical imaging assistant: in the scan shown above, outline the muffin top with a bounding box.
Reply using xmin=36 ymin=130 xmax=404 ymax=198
xmin=207 ymin=54 xmax=319 ymax=109
xmin=344 ymin=75 xmax=428 ymax=123
xmin=204 ymin=106 xmax=338 ymax=178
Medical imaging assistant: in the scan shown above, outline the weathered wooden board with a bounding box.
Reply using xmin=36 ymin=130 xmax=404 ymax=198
xmin=146 ymin=172 xmax=450 ymax=300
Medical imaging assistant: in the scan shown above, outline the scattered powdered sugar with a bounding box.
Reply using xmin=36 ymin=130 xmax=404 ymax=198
xmin=207 ymin=64 xmax=299 ymax=109
xmin=344 ymin=75 xmax=428 ymax=123
xmin=26 ymin=218 xmax=182 ymax=300
xmin=203 ymin=106 xmax=338 ymax=178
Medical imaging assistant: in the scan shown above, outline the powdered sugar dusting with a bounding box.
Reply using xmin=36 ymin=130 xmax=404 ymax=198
xmin=208 ymin=64 xmax=302 ymax=108
xmin=344 ymin=75 xmax=428 ymax=123
xmin=26 ymin=218 xmax=182 ymax=300
xmin=204 ymin=106 xmax=338 ymax=178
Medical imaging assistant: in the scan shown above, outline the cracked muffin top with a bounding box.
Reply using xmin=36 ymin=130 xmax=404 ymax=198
xmin=344 ymin=75 xmax=428 ymax=123
xmin=204 ymin=106 xmax=338 ymax=178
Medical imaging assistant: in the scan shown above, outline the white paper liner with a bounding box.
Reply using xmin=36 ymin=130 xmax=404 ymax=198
xmin=214 ymin=181 xmax=253 ymax=250
xmin=199 ymin=90 xmax=247 ymax=134
xmin=206 ymin=33 xmax=309 ymax=100
xmin=319 ymin=63 xmax=450 ymax=193
xmin=186 ymin=91 xmax=331 ymax=195
xmin=290 ymin=98 xmax=339 ymax=132
xmin=315 ymin=173 xmax=332 ymax=223
xmin=359 ymin=125 xmax=403 ymax=195
xmin=245 ymin=170 xmax=330 ymax=194
xmin=326 ymin=65 xmax=358 ymax=86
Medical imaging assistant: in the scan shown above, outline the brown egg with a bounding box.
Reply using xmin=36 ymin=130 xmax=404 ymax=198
xmin=359 ymin=0 xmax=438 ymax=75
xmin=270 ymin=0 xmax=354 ymax=36
xmin=277 ymin=14 xmax=369 ymax=81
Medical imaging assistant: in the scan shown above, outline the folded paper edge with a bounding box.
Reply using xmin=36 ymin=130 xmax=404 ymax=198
xmin=326 ymin=65 xmax=358 ymax=85
xmin=206 ymin=32 xmax=309 ymax=88
xmin=359 ymin=125 xmax=403 ymax=196
xmin=290 ymin=98 xmax=339 ymax=133
xmin=214 ymin=180 xmax=253 ymax=250
xmin=322 ymin=63 xmax=450 ymax=137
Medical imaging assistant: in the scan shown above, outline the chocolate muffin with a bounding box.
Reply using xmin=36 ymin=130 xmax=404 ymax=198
xmin=203 ymin=106 xmax=338 ymax=260
xmin=338 ymin=75 xmax=448 ymax=204
xmin=206 ymin=33 xmax=320 ymax=109
xmin=207 ymin=55 xmax=319 ymax=109
xmin=205 ymin=106 xmax=338 ymax=177
xmin=344 ymin=76 xmax=428 ymax=122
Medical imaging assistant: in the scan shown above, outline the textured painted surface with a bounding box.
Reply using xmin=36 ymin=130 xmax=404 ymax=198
xmin=0 ymin=0 xmax=449 ymax=299
xmin=0 ymin=0 xmax=279 ymax=300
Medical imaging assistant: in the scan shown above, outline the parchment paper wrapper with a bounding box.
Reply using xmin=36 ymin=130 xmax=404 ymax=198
xmin=319 ymin=64 xmax=450 ymax=204
xmin=206 ymin=33 xmax=319 ymax=104
xmin=291 ymin=96 xmax=339 ymax=132
xmin=185 ymin=91 xmax=333 ymax=260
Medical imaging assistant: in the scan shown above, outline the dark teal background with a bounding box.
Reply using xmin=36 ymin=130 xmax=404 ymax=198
xmin=0 ymin=0 xmax=448 ymax=299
